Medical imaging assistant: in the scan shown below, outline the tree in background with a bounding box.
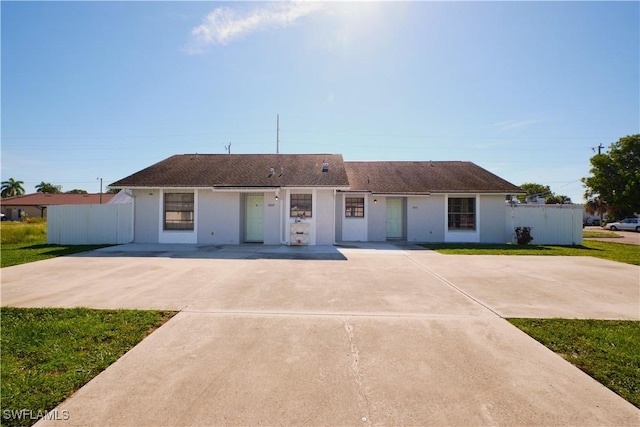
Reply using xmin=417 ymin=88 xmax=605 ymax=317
xmin=517 ymin=182 xmax=571 ymax=204
xmin=35 ymin=181 xmax=62 ymax=194
xmin=106 ymin=188 xmax=120 ymax=194
xmin=585 ymin=197 xmax=608 ymax=222
xmin=65 ymin=189 xmax=88 ymax=194
xmin=518 ymin=183 xmax=552 ymax=203
xmin=1 ymin=178 xmax=25 ymax=198
xmin=545 ymin=194 xmax=572 ymax=204
xmin=582 ymin=134 xmax=640 ymax=220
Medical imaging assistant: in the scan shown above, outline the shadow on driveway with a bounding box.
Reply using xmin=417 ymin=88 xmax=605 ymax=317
xmin=76 ymin=243 xmax=349 ymax=261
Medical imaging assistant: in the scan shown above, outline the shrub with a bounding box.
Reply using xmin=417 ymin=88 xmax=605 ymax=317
xmin=515 ymin=226 xmax=533 ymax=245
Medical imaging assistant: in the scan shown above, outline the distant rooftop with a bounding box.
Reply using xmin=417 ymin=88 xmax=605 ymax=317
xmin=1 ymin=193 xmax=115 ymax=206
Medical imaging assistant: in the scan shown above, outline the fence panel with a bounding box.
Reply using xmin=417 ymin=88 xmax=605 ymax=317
xmin=47 ymin=204 xmax=133 ymax=245
xmin=505 ymin=204 xmax=583 ymax=245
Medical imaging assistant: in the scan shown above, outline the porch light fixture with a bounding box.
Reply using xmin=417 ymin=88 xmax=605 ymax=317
xmin=374 ymin=199 xmax=378 ymax=204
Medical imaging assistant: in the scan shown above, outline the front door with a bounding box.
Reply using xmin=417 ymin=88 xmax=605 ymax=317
xmin=386 ymin=198 xmax=403 ymax=239
xmin=245 ymin=195 xmax=264 ymax=242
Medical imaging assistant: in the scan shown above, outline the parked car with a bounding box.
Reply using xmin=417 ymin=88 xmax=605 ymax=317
xmin=607 ymin=218 xmax=640 ymax=232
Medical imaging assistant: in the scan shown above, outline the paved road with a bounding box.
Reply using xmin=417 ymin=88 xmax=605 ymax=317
xmin=1 ymin=244 xmax=637 ymax=426
xmin=584 ymin=226 xmax=640 ymax=245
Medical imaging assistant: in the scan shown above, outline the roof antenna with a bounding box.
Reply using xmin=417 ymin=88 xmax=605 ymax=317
xmin=224 ymin=143 xmax=231 ymax=154
xmin=276 ymin=114 xmax=280 ymax=154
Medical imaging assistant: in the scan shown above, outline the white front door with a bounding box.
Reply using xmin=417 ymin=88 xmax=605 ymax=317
xmin=246 ymin=195 xmax=264 ymax=242
xmin=386 ymin=198 xmax=403 ymax=239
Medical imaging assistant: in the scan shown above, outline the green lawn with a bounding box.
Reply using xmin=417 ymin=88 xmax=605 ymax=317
xmin=420 ymin=240 xmax=640 ymax=265
xmin=509 ymin=319 xmax=640 ymax=408
xmin=583 ymin=230 xmax=621 ymax=238
xmin=1 ymin=222 xmax=108 ymax=268
xmin=0 ymin=308 xmax=175 ymax=427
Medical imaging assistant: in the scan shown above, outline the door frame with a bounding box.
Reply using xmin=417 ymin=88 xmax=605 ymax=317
xmin=244 ymin=194 xmax=264 ymax=243
xmin=386 ymin=197 xmax=405 ymax=240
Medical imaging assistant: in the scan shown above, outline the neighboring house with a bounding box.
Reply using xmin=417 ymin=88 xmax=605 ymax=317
xmin=110 ymin=154 xmax=523 ymax=245
xmin=0 ymin=193 xmax=116 ymax=220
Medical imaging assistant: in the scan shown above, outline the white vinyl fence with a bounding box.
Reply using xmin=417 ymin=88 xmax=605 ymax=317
xmin=47 ymin=204 xmax=133 ymax=245
xmin=506 ymin=204 xmax=583 ymax=246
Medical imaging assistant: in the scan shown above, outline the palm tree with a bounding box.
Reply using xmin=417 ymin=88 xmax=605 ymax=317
xmin=35 ymin=181 xmax=62 ymax=194
xmin=1 ymin=178 xmax=25 ymax=198
xmin=585 ymin=197 xmax=608 ymax=223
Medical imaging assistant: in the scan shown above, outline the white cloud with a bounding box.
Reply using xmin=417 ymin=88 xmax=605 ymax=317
xmin=488 ymin=119 xmax=543 ymax=132
xmin=185 ymin=1 xmax=323 ymax=54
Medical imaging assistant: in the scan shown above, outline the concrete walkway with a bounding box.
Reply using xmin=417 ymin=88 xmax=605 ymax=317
xmin=0 ymin=243 xmax=636 ymax=425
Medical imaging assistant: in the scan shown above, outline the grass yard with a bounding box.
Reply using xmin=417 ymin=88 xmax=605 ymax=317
xmin=583 ymin=230 xmax=621 ymax=238
xmin=1 ymin=222 xmax=108 ymax=268
xmin=0 ymin=308 xmax=175 ymax=427
xmin=420 ymin=240 xmax=640 ymax=265
xmin=509 ymin=319 xmax=640 ymax=408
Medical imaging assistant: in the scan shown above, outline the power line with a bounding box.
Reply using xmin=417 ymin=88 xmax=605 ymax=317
xmin=2 ymin=130 xmax=613 ymax=141
xmin=591 ymin=143 xmax=604 ymax=154
xmin=1 ymin=130 xmax=273 ymax=140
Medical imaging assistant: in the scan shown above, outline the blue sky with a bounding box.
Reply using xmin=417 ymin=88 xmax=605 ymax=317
xmin=2 ymin=1 xmax=638 ymax=202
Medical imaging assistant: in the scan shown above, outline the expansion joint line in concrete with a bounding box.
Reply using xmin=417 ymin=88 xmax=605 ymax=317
xmin=178 ymin=309 xmax=487 ymax=319
xmin=343 ymin=318 xmax=372 ymax=426
xmin=403 ymin=253 xmax=503 ymax=318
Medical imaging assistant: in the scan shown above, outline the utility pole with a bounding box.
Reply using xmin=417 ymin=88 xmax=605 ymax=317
xmin=276 ymin=114 xmax=280 ymax=154
xmin=592 ymin=143 xmax=604 ymax=155
xmin=97 ymin=177 xmax=103 ymax=204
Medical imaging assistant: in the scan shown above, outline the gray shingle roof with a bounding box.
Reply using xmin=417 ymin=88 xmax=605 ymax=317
xmin=344 ymin=161 xmax=523 ymax=194
xmin=110 ymin=154 xmax=350 ymax=188
xmin=111 ymin=155 xmax=522 ymax=194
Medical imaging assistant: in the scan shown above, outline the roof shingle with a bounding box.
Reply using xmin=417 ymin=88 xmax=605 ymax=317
xmin=110 ymin=154 xmax=350 ymax=188
xmin=344 ymin=161 xmax=523 ymax=194
xmin=110 ymin=154 xmax=522 ymax=194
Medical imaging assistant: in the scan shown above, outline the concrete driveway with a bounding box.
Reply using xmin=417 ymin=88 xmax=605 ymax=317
xmin=1 ymin=243 xmax=638 ymax=425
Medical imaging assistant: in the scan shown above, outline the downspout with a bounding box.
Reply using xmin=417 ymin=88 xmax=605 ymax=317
xmin=125 ymin=188 xmax=136 ymax=244
xmin=128 ymin=189 xmax=136 ymax=243
xmin=332 ymin=189 xmax=337 ymax=245
xmin=279 ymin=188 xmax=285 ymax=245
